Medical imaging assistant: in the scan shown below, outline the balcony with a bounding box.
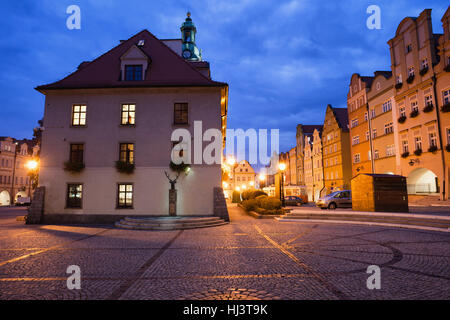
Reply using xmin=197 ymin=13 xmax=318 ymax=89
xmin=406 ymin=74 xmax=415 ymax=84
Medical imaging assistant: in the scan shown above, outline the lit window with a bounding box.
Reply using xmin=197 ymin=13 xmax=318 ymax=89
xmin=443 ymin=89 xmax=450 ymax=105
xmin=121 ymin=104 xmax=136 ymax=125
xmin=402 ymin=140 xmax=409 ymax=153
xmin=374 ymin=150 xmax=379 ymax=159
xmin=424 ymin=95 xmax=433 ymax=107
xmin=125 ymin=65 xmax=143 ymax=81
xmin=408 ymin=66 xmax=415 ymax=77
xmin=118 ymin=184 xmax=133 ymax=208
xmin=119 ymin=143 xmax=134 ymax=164
xmin=353 ymin=153 xmax=360 ymax=163
xmin=414 ymin=136 xmax=422 ymax=151
xmin=67 ymin=184 xmax=82 ymax=208
xmin=372 ymin=129 xmax=377 ymax=139
xmin=428 ymin=132 xmax=437 ymax=147
xmin=72 ymin=105 xmax=87 ymax=126
xmin=411 ymin=101 xmax=418 ymax=112
xmin=399 ymin=106 xmax=406 ymax=117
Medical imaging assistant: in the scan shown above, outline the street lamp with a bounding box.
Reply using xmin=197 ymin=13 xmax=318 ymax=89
xmin=258 ymin=173 xmax=266 ymax=189
xmin=278 ymin=162 xmax=286 ymax=207
xmin=26 ymin=160 xmax=39 ymax=200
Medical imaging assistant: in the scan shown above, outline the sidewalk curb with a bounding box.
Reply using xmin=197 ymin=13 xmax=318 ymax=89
xmin=275 ymin=218 xmax=450 ymax=233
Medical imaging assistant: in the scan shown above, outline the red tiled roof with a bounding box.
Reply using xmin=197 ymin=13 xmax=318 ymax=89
xmin=36 ymin=30 xmax=227 ymax=92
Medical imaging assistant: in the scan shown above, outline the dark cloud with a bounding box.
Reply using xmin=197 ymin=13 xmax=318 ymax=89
xmin=0 ymin=0 xmax=447 ymax=155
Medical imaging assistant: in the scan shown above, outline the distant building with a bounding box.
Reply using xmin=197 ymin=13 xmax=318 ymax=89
xmin=0 ymin=137 xmax=39 ymax=205
xmin=232 ymin=160 xmax=255 ymax=191
xmin=322 ymin=105 xmax=352 ymax=194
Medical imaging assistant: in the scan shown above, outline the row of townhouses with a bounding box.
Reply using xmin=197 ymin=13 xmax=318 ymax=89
xmin=0 ymin=137 xmax=39 ymax=205
xmin=280 ymin=7 xmax=450 ymax=202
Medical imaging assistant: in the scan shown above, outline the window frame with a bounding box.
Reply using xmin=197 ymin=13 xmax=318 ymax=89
xmin=125 ymin=65 xmax=143 ymax=81
xmin=71 ymin=104 xmax=87 ymax=127
xmin=173 ymin=103 xmax=189 ymax=125
xmin=119 ymin=143 xmax=135 ymax=164
xmin=69 ymin=143 xmax=84 ymax=164
xmin=117 ymin=183 xmax=134 ymax=209
xmin=120 ymin=104 xmax=136 ymax=126
xmin=66 ymin=183 xmax=83 ymax=209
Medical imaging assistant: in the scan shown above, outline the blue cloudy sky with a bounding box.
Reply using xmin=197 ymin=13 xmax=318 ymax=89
xmin=0 ymin=0 xmax=448 ymax=155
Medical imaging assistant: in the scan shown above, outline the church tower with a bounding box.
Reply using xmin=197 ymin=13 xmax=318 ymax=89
xmin=180 ymin=12 xmax=202 ymax=61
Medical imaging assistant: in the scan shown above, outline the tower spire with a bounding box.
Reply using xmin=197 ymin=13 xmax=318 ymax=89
xmin=180 ymin=12 xmax=202 ymax=61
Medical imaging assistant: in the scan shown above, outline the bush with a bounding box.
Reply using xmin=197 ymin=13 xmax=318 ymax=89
xmin=63 ymin=161 xmax=85 ymax=173
xmin=254 ymin=207 xmax=284 ymax=215
xmin=419 ymin=67 xmax=428 ymax=76
xmin=423 ymin=104 xmax=434 ymax=113
xmin=242 ymin=189 xmax=268 ymax=200
xmin=441 ymin=102 xmax=450 ymax=113
xmin=428 ymin=145 xmax=438 ymax=153
xmin=406 ymin=75 xmax=414 ymax=84
xmin=241 ymin=199 xmax=258 ymax=211
xmin=115 ymin=161 xmax=135 ymax=174
xmin=231 ymin=191 xmax=241 ymax=203
xmin=259 ymin=197 xmax=282 ymax=210
xmin=398 ymin=115 xmax=407 ymax=124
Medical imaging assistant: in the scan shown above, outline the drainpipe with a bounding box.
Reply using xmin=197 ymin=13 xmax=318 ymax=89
xmin=366 ymin=103 xmax=375 ymax=174
xmin=431 ymin=75 xmax=447 ymax=201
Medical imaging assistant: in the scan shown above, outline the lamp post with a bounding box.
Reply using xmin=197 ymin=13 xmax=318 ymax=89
xmin=26 ymin=160 xmax=38 ymax=201
xmin=278 ymin=162 xmax=286 ymax=207
xmin=10 ymin=142 xmax=19 ymax=205
xmin=258 ymin=173 xmax=266 ymax=189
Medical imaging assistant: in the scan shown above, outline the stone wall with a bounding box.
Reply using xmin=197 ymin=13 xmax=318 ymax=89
xmin=26 ymin=186 xmax=45 ymax=224
xmin=213 ymin=187 xmax=229 ymax=222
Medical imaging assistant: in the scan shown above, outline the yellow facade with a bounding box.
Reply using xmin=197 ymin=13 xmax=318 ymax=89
xmin=322 ymin=105 xmax=352 ymax=194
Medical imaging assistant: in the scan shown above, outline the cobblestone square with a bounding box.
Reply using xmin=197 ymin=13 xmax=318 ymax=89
xmin=0 ymin=206 xmax=449 ymax=300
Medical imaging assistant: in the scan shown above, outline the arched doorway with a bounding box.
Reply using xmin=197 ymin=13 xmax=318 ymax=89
xmin=15 ymin=191 xmax=28 ymax=201
xmin=0 ymin=190 xmax=11 ymax=206
xmin=407 ymin=168 xmax=438 ymax=194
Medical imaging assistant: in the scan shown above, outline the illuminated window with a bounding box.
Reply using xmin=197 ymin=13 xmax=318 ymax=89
xmin=67 ymin=184 xmax=82 ymax=208
xmin=121 ymin=104 xmax=136 ymax=125
xmin=119 ymin=143 xmax=134 ymax=164
xmin=72 ymin=105 xmax=87 ymax=126
xmin=118 ymin=184 xmax=133 ymax=208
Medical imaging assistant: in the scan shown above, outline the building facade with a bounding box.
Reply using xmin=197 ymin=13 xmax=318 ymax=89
xmin=36 ymin=14 xmax=229 ymax=222
xmin=232 ymin=160 xmax=256 ymax=191
xmin=0 ymin=137 xmax=39 ymax=205
xmin=322 ymin=105 xmax=352 ymax=194
xmin=388 ymin=8 xmax=449 ymax=199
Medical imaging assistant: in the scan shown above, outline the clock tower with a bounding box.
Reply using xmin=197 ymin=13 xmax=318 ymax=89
xmin=180 ymin=12 xmax=202 ymax=61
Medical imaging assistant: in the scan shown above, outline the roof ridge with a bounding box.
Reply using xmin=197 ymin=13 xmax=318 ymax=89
xmin=143 ymin=30 xmax=221 ymax=84
xmin=36 ymin=30 xmax=149 ymax=90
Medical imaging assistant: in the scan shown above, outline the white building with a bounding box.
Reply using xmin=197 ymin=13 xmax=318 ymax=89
xmin=35 ymin=14 xmax=228 ymax=223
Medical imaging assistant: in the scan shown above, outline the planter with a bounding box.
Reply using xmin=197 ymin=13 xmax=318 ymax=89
xmin=63 ymin=161 xmax=85 ymax=173
xmin=414 ymin=149 xmax=422 ymax=156
xmin=401 ymin=151 xmax=409 ymax=158
xmin=419 ymin=67 xmax=428 ymax=76
xmin=428 ymin=145 xmax=438 ymax=153
xmin=410 ymin=109 xmax=419 ymax=118
xmin=441 ymin=102 xmax=450 ymax=113
xmin=397 ymin=115 xmax=407 ymax=123
xmin=115 ymin=161 xmax=135 ymax=174
xmin=423 ymin=104 xmax=434 ymax=113
xmin=406 ymin=75 xmax=415 ymax=84
xmin=395 ymin=82 xmax=403 ymax=89
xmin=445 ymin=65 xmax=450 ymax=72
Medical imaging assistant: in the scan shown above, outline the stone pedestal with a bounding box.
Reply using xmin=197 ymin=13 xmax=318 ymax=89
xmin=169 ymin=189 xmax=177 ymax=216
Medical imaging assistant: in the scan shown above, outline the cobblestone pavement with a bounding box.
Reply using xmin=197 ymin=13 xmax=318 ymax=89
xmin=0 ymin=206 xmax=449 ymax=300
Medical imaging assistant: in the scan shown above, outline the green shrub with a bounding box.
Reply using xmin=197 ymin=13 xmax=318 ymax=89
xmin=115 ymin=161 xmax=135 ymax=174
xmin=259 ymin=197 xmax=282 ymax=210
xmin=251 ymin=190 xmax=268 ymax=199
xmin=241 ymin=199 xmax=258 ymax=211
xmin=255 ymin=207 xmax=284 ymax=215
xmin=63 ymin=161 xmax=85 ymax=173
xmin=241 ymin=190 xmax=252 ymax=200
xmin=231 ymin=191 xmax=241 ymax=203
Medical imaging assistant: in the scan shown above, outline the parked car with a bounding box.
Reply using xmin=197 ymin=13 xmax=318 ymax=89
xmin=284 ymin=196 xmax=304 ymax=206
xmin=315 ymin=190 xmax=352 ymax=210
xmin=15 ymin=197 xmax=31 ymax=206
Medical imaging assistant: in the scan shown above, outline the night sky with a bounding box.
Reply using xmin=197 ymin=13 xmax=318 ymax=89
xmin=0 ymin=0 xmax=447 ymax=159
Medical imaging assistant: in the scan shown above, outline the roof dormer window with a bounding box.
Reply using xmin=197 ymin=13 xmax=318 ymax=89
xmin=125 ymin=65 xmax=143 ymax=81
